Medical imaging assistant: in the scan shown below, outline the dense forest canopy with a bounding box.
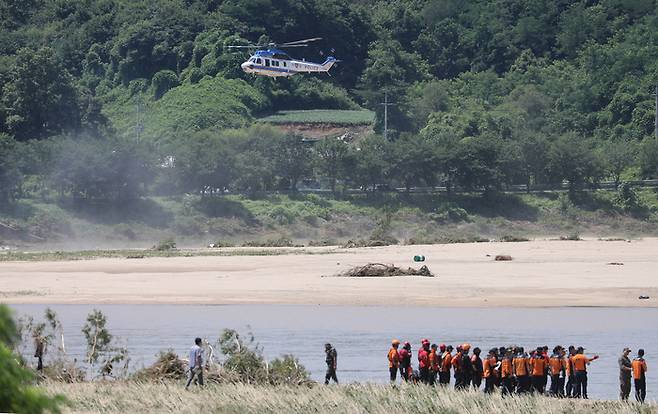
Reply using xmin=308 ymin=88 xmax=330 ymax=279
xmin=1 ymin=0 xmax=658 ymax=204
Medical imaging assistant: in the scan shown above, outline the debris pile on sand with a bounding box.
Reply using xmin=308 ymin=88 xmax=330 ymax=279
xmin=339 ymin=263 xmax=434 ymax=277
xmin=495 ymin=255 xmax=513 ymax=261
xmin=133 ymin=350 xmax=188 ymax=381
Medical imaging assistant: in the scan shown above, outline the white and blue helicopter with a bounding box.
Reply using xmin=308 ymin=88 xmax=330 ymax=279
xmin=228 ymin=37 xmax=338 ymax=78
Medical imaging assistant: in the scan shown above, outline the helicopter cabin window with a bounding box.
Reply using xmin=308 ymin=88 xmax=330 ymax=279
xmin=283 ymin=61 xmax=287 ymax=67
xmin=256 ymin=58 xmax=262 ymax=64
xmin=265 ymin=59 xmax=270 ymax=67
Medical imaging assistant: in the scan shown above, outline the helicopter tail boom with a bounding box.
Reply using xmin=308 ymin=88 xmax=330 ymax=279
xmin=321 ymin=57 xmax=338 ymax=71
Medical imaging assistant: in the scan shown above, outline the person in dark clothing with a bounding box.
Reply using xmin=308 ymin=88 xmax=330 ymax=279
xmin=542 ymin=345 xmax=550 ymax=392
xmin=619 ymin=347 xmax=632 ymax=401
xmin=459 ymin=344 xmax=473 ymax=390
xmin=632 ymin=349 xmax=648 ymax=403
xmin=399 ymin=342 xmax=412 ymax=381
xmin=471 ymin=347 xmax=483 ymax=390
xmin=565 ymin=345 xmax=576 ymax=397
xmin=324 ymin=343 xmax=338 ymax=384
xmin=33 ymin=334 xmax=46 ymax=372
xmin=418 ymin=339 xmax=431 ymax=384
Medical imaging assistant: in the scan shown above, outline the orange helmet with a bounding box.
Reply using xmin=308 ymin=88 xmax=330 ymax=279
xmin=462 ymin=343 xmax=471 ymax=352
xmin=392 ymin=339 xmax=401 ymax=346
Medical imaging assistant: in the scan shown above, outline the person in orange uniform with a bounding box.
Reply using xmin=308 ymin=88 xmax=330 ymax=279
xmin=388 ymin=339 xmax=400 ymax=383
xmin=571 ymin=346 xmax=599 ymax=398
xmin=500 ymin=348 xmax=514 ymax=395
xmin=632 ymin=349 xmax=648 ymax=403
xmin=439 ymin=345 xmax=453 ymax=385
xmin=513 ymin=347 xmax=531 ymax=394
xmin=565 ymin=345 xmax=576 ymax=397
xmin=530 ymin=346 xmax=548 ymax=394
xmin=483 ymin=348 xmax=498 ymax=393
xmin=429 ymin=344 xmax=439 ymax=385
xmin=549 ymin=346 xmax=566 ymax=397
xmin=452 ymin=345 xmax=464 ymax=388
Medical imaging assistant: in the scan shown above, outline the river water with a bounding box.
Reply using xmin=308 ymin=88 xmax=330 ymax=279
xmin=8 ymin=304 xmax=656 ymax=401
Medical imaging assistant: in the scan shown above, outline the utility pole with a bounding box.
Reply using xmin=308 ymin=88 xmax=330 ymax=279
xmin=655 ymin=84 xmax=657 ymax=139
xmin=380 ymin=91 xmax=395 ymax=141
xmin=135 ymin=98 xmax=144 ymax=142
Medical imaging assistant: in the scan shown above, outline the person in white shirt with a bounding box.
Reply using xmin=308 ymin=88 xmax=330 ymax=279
xmin=185 ymin=337 xmax=204 ymax=389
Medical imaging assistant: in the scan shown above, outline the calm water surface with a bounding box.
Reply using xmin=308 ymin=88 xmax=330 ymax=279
xmin=8 ymin=304 xmax=657 ymax=401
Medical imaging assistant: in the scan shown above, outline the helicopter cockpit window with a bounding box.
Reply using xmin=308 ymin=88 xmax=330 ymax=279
xmin=256 ymin=58 xmax=262 ymax=64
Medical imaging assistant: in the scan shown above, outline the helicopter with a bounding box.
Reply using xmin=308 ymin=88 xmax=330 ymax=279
xmin=227 ymin=37 xmax=338 ymax=77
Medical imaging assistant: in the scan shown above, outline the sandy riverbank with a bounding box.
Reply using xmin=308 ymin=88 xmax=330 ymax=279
xmin=1 ymin=239 xmax=657 ymax=307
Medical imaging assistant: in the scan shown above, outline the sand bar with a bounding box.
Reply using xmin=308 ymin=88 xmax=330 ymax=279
xmin=1 ymin=239 xmax=657 ymax=307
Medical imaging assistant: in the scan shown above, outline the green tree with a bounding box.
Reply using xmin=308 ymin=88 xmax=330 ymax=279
xmin=517 ymin=133 xmax=550 ymax=191
xmin=49 ymin=136 xmax=154 ymax=201
xmin=0 ymin=305 xmax=65 ymax=413
xmin=546 ymin=133 xmax=604 ymax=196
xmin=273 ymin=135 xmax=314 ymax=192
xmin=638 ymin=138 xmax=658 ymax=179
xmin=314 ymin=138 xmax=351 ymax=196
xmin=0 ymin=133 xmax=21 ymax=203
xmin=352 ymin=134 xmax=390 ymax=191
xmin=152 ymin=70 xmax=180 ymax=99
xmin=599 ymin=138 xmax=638 ymax=187
xmin=2 ymin=48 xmax=80 ymax=140
xmin=174 ymin=131 xmax=234 ymax=196
xmin=387 ymin=134 xmax=438 ymax=191
xmin=81 ymin=309 xmax=127 ymax=378
xmin=452 ymin=135 xmax=509 ymax=194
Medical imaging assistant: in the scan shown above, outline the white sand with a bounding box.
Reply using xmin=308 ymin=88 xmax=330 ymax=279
xmin=1 ymin=239 xmax=656 ymax=307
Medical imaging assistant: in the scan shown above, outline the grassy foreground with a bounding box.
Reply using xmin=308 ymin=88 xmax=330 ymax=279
xmin=42 ymin=382 xmax=655 ymax=414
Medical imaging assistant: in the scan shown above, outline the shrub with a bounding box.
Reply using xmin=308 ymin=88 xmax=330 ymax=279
xmin=613 ymin=182 xmax=646 ymax=215
xmin=241 ymin=237 xmax=300 ymax=247
xmin=153 ymin=238 xmax=176 ymax=251
xmin=152 ymin=70 xmax=180 ymax=99
xmin=133 ymin=350 xmax=187 ymax=381
xmin=560 ymin=232 xmax=581 ymax=241
xmin=268 ymin=355 xmax=311 ymax=386
xmin=0 ymin=305 xmax=65 ymax=413
xmin=499 ymin=235 xmax=530 ymax=242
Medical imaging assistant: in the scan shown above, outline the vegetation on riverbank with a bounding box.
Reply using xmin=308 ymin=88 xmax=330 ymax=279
xmin=42 ymin=381 xmax=655 ymax=414
xmin=2 ymin=189 xmax=658 ymax=250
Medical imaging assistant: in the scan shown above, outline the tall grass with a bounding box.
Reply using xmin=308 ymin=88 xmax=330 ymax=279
xmin=43 ymin=382 xmax=654 ymax=414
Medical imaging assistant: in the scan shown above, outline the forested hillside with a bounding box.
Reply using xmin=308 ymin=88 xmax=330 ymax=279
xmin=2 ymin=0 xmax=658 ymax=244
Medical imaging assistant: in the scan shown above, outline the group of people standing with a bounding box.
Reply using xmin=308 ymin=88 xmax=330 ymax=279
xmin=387 ymin=339 xmax=648 ymax=402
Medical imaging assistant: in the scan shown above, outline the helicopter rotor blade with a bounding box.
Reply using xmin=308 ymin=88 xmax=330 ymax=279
xmin=279 ymin=37 xmax=322 ymax=46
